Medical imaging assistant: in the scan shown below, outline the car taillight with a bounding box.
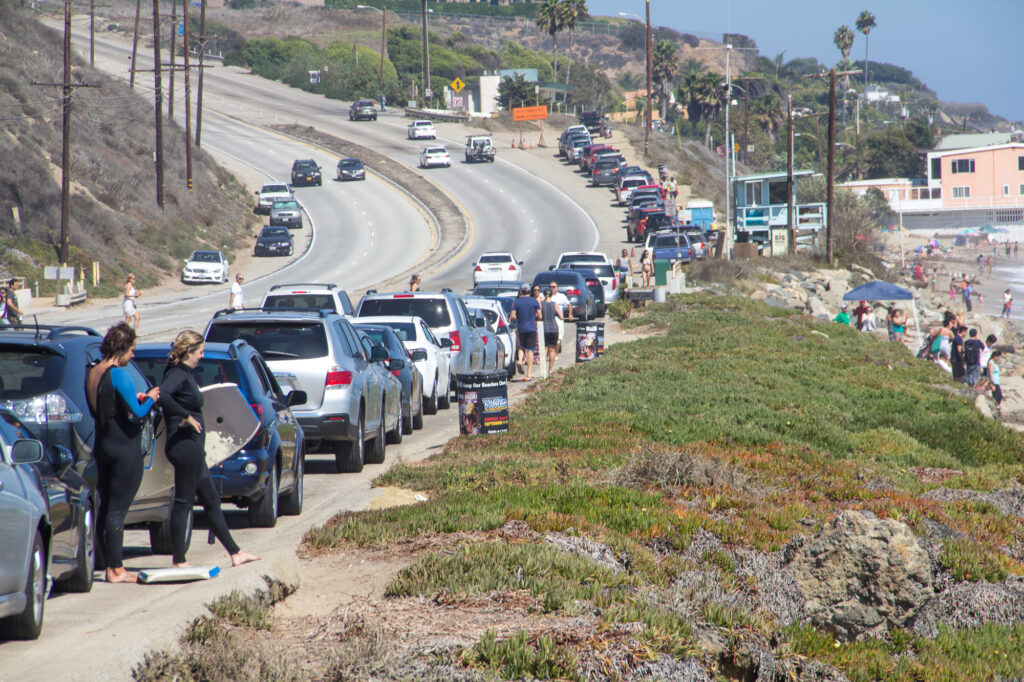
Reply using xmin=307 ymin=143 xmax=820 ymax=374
xmin=481 ymin=334 xmax=489 ymax=344
xmin=612 ymin=278 xmax=617 ymax=291
xmin=507 ymin=264 xmax=516 ymax=271
xmin=390 ymin=369 xmax=401 ymax=377
xmin=449 ymin=330 xmax=462 ymax=352
xmin=497 ymin=320 xmax=507 ymax=332
xmin=249 ymin=403 xmax=265 ymax=438
xmin=566 ymin=288 xmax=581 ymax=296
xmin=6 ymin=391 xmax=83 ymax=424
xmin=474 ymin=265 xmax=482 ymax=272
xmin=325 ymin=367 xmax=353 ymax=388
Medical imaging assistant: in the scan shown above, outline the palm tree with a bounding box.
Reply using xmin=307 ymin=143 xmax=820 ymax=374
xmin=833 ymin=24 xmax=854 ymax=68
xmin=535 ymin=0 xmax=564 ymax=85
xmin=677 ymin=68 xmax=705 ymax=134
xmin=856 ymin=10 xmax=876 ymax=94
xmin=751 ymin=92 xmax=784 ymax=143
xmin=651 ymin=38 xmax=679 ymax=120
xmin=560 ymin=0 xmax=588 ymax=92
xmin=698 ymin=71 xmax=725 ymax=147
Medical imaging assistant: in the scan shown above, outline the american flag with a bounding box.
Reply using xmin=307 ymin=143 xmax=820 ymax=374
xmin=715 ymin=143 xmax=728 ymax=158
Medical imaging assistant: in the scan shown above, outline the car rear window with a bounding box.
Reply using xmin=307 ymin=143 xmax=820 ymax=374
xmin=473 ymin=285 xmax=518 ymax=297
xmin=377 ymin=322 xmax=416 ymax=342
xmin=479 ymin=254 xmax=511 ymax=263
xmin=354 ymin=328 xmax=390 ymax=351
xmin=560 ymin=254 xmax=604 ymax=265
xmin=206 ymin=322 xmax=328 ymax=360
xmin=654 ymin=235 xmax=688 ymax=248
xmin=134 ymin=357 xmax=244 ymax=392
xmin=0 ymin=349 xmax=66 ymax=399
xmin=570 ymin=264 xmax=615 ymax=278
xmin=358 ymin=298 xmax=451 ymax=328
xmin=594 ymin=160 xmax=619 ymax=169
xmin=533 ymin=273 xmax=580 ymax=287
xmin=263 ymin=294 xmax=336 ymax=312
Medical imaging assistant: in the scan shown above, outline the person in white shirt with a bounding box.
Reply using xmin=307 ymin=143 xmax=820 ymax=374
xmin=548 ymin=281 xmax=573 ymax=353
xmin=229 ymin=273 xmax=245 ymax=310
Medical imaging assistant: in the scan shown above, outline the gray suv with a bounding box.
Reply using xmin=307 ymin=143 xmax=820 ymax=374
xmin=356 ymin=291 xmax=485 ymax=394
xmin=204 ymin=309 xmax=400 ymax=474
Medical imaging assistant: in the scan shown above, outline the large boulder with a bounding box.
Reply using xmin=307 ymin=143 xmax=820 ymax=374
xmin=786 ymin=510 xmax=933 ymax=640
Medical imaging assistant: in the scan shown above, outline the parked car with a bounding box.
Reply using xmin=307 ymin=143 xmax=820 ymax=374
xmin=290 ymin=159 xmax=322 ymax=187
xmin=407 ymin=120 xmax=437 ymax=140
xmin=204 ymin=310 xmax=399 ymax=474
xmin=352 ymin=316 xmax=451 ymax=414
xmin=616 ymin=175 xmax=650 ymax=205
xmin=473 ymin=252 xmax=523 ymax=285
xmin=355 ymin=291 xmax=485 ymax=394
xmin=627 ymin=205 xmax=670 ymax=243
xmin=419 ymin=146 xmax=451 ymax=168
xmin=352 ymin=323 xmax=423 ymax=436
xmin=580 ymin=143 xmax=611 ymax=171
xmin=336 ymin=157 xmax=366 ymax=181
xmin=254 ymin=225 xmax=294 ymax=257
xmin=567 ymin=262 xmax=620 ymax=305
xmin=583 ymin=275 xmax=606 ymax=318
xmin=566 ymin=135 xmax=591 ymax=162
xmin=255 ymin=182 xmax=293 ymax=215
xmin=472 ymin=281 xmax=526 ymax=298
xmin=133 ymin=341 xmax=306 ymax=528
xmin=683 ymin=227 xmax=709 ymax=260
xmin=182 ymin=250 xmax=229 ymax=284
xmin=467 ymin=308 xmax=506 ymax=373
xmin=349 ymin=99 xmax=377 ymax=121
xmin=554 ymin=251 xmax=613 ymax=269
xmin=0 ymin=325 xmax=178 ymax=556
xmin=558 ymin=125 xmax=589 ymax=156
xmin=0 ymin=422 xmax=49 ymax=640
xmin=650 ymin=232 xmax=694 ymax=263
xmin=464 ymin=296 xmax=517 ymax=379
xmin=261 ymin=283 xmax=355 ymax=316
xmin=269 ymin=199 xmax=303 ymax=230
xmin=619 ymin=166 xmax=654 ymax=185
xmin=591 ymin=158 xmax=622 ymax=187
xmin=579 ymin=110 xmax=604 ymax=135
xmin=531 ymin=270 xmax=596 ymax=320
xmin=353 ymin=329 xmax=404 ymax=446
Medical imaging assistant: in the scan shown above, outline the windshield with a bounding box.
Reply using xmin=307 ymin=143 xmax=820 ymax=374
xmin=272 ymin=201 xmax=299 ymax=210
xmin=479 ymin=254 xmax=511 ymax=264
xmin=339 ymin=159 xmax=362 ymax=168
xmin=358 ymin=298 xmax=451 ymax=328
xmin=377 ymin=322 xmax=416 ymax=342
xmin=569 ymin=264 xmax=615 ymax=278
xmin=190 ymin=252 xmax=221 ymax=263
xmin=0 ymin=349 xmax=66 ymax=399
xmin=264 ymin=294 xmax=336 ymax=312
xmin=353 ymin=328 xmax=392 ymax=352
xmin=473 ymin=284 xmax=519 ymax=297
xmin=293 ymin=161 xmax=317 ymax=170
xmin=533 ymin=273 xmax=580 ymax=287
xmin=206 ymin=322 xmax=328 ymax=360
xmin=261 ymin=227 xmax=289 ymax=237
xmin=262 ymin=185 xmax=289 ymax=194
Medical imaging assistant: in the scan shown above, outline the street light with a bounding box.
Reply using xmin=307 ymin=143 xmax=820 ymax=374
xmin=356 ymin=4 xmax=387 ymax=109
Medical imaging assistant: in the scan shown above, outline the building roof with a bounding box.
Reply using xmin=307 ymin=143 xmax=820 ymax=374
xmin=733 ymin=170 xmax=816 ymax=183
xmin=935 ymin=132 xmax=1013 ymax=150
xmin=929 ymin=141 xmax=1024 ymax=158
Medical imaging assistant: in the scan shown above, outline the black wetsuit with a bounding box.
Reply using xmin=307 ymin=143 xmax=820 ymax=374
xmin=94 ymin=365 xmax=154 ymax=569
xmin=159 ymin=364 xmax=239 ymax=564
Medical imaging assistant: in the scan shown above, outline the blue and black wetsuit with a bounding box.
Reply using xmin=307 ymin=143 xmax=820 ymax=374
xmin=94 ymin=365 xmax=154 ymax=570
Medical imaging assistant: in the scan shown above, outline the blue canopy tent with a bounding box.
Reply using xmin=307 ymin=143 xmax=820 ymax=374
xmin=843 ymin=280 xmax=921 ymax=341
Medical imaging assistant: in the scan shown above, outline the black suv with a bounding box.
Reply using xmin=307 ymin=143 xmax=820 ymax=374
xmin=349 ymin=99 xmax=378 ymax=121
xmin=0 ymin=325 xmax=181 ymax=557
xmin=579 ymin=110 xmax=603 ymax=134
xmin=254 ymin=225 xmax=294 ymax=257
xmin=290 ymin=159 xmax=322 ymax=187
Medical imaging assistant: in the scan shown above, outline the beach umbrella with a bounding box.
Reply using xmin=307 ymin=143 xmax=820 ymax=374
xmin=978 ymin=225 xmax=998 ymax=234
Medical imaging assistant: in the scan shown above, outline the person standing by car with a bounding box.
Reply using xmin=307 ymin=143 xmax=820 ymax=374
xmin=0 ymin=286 xmax=7 ymax=326
xmin=540 ymin=289 xmax=563 ymax=379
xmin=85 ymin=322 xmax=160 ymax=583
xmin=510 ymin=284 xmax=541 ymax=381
xmin=409 ymin=274 xmax=422 ymax=292
xmin=229 ymin=273 xmax=245 ymax=311
xmin=123 ymin=274 xmax=140 ymax=330
xmin=159 ymin=331 xmax=261 ymax=569
xmin=549 ymin=281 xmax=573 ymax=354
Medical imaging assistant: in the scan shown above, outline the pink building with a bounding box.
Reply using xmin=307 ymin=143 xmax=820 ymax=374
xmin=842 ymin=133 xmax=1024 ymax=231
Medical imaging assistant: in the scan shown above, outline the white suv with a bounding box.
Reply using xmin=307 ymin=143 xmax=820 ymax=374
xmin=472 ymin=252 xmax=522 ymax=285
xmin=261 ymin=283 xmax=354 ymax=316
xmin=553 ymin=251 xmax=612 ymax=270
xmin=407 ymin=120 xmax=437 ymax=140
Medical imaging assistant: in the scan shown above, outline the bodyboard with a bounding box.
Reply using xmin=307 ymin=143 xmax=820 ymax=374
xmin=138 ymin=566 xmax=221 ymax=583
xmin=200 ymin=383 xmax=261 ymax=468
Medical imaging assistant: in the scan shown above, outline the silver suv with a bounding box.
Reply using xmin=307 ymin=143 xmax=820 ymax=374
xmin=356 ymin=291 xmax=485 ymax=393
xmin=269 ymin=199 xmax=303 ymax=230
xmin=261 ymin=283 xmax=354 ymax=316
xmin=204 ymin=309 xmax=400 ymax=473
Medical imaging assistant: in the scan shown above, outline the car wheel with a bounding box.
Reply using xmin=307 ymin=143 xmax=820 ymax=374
xmin=401 ymin=393 xmax=414 ymax=435
xmin=334 ymin=411 xmax=364 ymax=473
xmin=423 ymin=380 xmax=438 ymax=415
xmin=387 ymin=398 xmax=404 ymax=444
xmin=248 ymin=458 xmax=279 ymax=528
xmin=56 ymin=503 xmax=95 ymax=593
xmin=149 ymin=506 xmax=192 ymax=555
xmin=279 ymin=450 xmax=304 ymax=516
xmin=368 ymin=406 xmax=387 ymax=463
xmin=412 ymin=393 xmax=424 ymax=430
xmin=0 ymin=531 xmax=45 ymax=640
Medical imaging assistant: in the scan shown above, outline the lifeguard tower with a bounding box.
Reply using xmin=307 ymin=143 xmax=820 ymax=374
xmin=731 ymin=171 xmax=826 ymax=255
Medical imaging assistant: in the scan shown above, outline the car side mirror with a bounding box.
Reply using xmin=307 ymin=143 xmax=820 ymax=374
xmin=370 ymin=345 xmax=389 ymax=363
xmin=255 ymin=190 xmax=260 ymax=195
xmin=51 ymin=444 xmax=74 ymax=474
xmin=12 ymin=439 xmax=44 ymax=464
xmin=389 ymin=358 xmax=406 ymax=371
xmin=548 ymin=265 xmax=555 ymax=271
xmin=439 ymin=337 xmax=454 ymax=349
xmin=286 ymin=390 xmax=307 ymax=407
xmin=411 ymin=349 xmax=428 ymax=362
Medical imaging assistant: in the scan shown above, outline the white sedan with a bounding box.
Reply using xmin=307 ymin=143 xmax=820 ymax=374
xmin=419 ymin=146 xmax=451 ymax=168
xmin=472 ymin=251 xmax=523 ymax=285
xmin=181 ymin=250 xmax=229 ymax=284
xmin=407 ymin=120 xmax=437 ymax=140
xmin=348 ymin=315 xmax=452 ymax=413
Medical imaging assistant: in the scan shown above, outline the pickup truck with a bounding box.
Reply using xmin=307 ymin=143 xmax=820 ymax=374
xmin=255 ymin=182 xmax=294 ymax=215
xmin=651 ymin=232 xmax=694 ymax=263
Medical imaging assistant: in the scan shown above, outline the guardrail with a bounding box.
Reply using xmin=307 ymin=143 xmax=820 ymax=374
xmin=404 ymin=107 xmax=470 ymax=123
xmin=55 ymin=281 xmax=87 ymax=307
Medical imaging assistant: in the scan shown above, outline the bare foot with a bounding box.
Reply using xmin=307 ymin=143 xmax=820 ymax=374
xmin=173 ymin=562 xmax=192 ymax=568
xmin=230 ymin=551 xmax=261 ymax=567
xmin=106 ymin=568 xmax=138 ymax=584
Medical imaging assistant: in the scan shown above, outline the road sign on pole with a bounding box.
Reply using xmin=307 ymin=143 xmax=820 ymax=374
xmin=450 ymin=77 xmax=465 ymax=93
xmin=425 ymin=88 xmax=433 ymax=99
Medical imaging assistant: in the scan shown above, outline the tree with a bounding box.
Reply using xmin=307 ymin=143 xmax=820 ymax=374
xmin=497 ymin=73 xmax=536 ymax=110
xmin=751 ymin=91 xmax=784 ymax=143
xmin=855 ymin=11 xmax=876 ymax=93
xmin=833 ymin=25 xmax=854 ymax=68
xmin=535 ymin=0 xmax=563 ymax=84
xmin=651 ymin=38 xmax=679 ymax=120
xmin=677 ymin=68 xmax=705 ymax=135
xmin=862 ymin=126 xmax=921 ymax=179
xmin=560 ymin=0 xmax=588 ymax=93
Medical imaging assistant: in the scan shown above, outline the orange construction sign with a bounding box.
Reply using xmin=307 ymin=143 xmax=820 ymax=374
xmin=512 ymin=105 xmax=548 ymax=122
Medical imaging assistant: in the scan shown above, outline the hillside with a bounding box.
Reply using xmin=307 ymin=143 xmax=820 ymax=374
xmin=0 ymin=3 xmax=253 ymax=296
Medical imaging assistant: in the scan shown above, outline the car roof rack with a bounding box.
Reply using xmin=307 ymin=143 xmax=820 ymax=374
xmin=2 ymin=323 xmax=101 ymax=339
xmin=267 ymin=282 xmax=338 ymax=291
xmin=211 ymin=307 xmax=336 ymax=319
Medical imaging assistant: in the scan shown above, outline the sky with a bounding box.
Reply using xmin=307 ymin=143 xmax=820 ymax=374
xmin=585 ymin=0 xmax=1024 ymax=124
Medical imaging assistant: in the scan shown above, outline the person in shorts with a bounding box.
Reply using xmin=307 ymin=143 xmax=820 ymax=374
xmin=988 ymin=350 xmax=1003 ymax=413
xmin=548 ymin=281 xmax=573 ymax=353
xmin=510 ymin=284 xmax=541 ymax=381
xmin=540 ymin=289 xmax=563 ymax=379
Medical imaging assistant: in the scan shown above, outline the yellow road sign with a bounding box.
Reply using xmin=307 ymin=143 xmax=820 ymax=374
xmin=450 ymin=77 xmax=465 ymax=93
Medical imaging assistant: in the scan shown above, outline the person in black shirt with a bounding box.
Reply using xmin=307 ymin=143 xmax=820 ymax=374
xmin=160 ymin=330 xmax=260 ymax=568
xmin=950 ymin=325 xmax=966 ymax=382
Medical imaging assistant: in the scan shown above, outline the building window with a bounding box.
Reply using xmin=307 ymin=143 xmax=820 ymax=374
xmin=1019 ymin=156 xmax=1024 ymax=171
xmin=951 ymin=159 xmax=975 ymax=174
xmin=1004 ymin=185 xmax=1011 ymax=196
xmin=932 ymin=188 xmax=941 ymax=199
xmin=1020 ymin=184 xmax=1024 ymax=196
xmin=952 ymin=186 xmax=970 ymax=198
xmin=931 ymin=158 xmax=941 ymax=179
xmin=995 ymin=209 xmax=1024 ymax=224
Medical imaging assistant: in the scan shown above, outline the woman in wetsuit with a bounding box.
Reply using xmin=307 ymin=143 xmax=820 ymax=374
xmin=86 ymin=322 xmax=159 ymax=584
xmin=159 ymin=330 xmax=260 ymax=568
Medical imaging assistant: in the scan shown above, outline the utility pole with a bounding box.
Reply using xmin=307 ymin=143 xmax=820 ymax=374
xmin=153 ymin=0 xmax=165 ymax=208
xmin=168 ymin=0 xmax=176 ymax=120
xmin=826 ymin=69 xmax=835 ymax=265
xmin=421 ymin=0 xmax=430 ymax=105
xmin=90 ymin=0 xmax=95 ymax=66
xmin=733 ymin=75 xmax=761 ymax=164
xmin=380 ymin=7 xmax=387 ymax=105
xmin=183 ymin=0 xmax=192 ymax=190
xmin=130 ymin=0 xmax=141 ymax=87
xmin=194 ymin=0 xmax=207 ymax=146
xmin=643 ymin=0 xmax=652 ymax=156
xmin=60 ymin=0 xmax=73 ymax=263
xmin=787 ymin=93 xmax=795 ymax=255
xmin=724 ymin=43 xmax=732 ymax=260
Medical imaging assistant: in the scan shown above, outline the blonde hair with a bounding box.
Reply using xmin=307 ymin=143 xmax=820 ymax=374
xmin=124 ymin=273 xmax=136 ymax=286
xmin=167 ymin=330 xmax=204 ymax=368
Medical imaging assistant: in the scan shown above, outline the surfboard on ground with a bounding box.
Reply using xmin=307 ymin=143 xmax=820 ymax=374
xmin=200 ymin=383 xmax=261 ymax=468
xmin=138 ymin=566 xmax=221 ymax=583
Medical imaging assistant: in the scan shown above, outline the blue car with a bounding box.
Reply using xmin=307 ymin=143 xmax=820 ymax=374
xmin=133 ymin=340 xmax=306 ymax=528
xmin=352 ymin=323 xmax=424 ymax=438
xmin=650 ymin=232 xmax=694 ymax=263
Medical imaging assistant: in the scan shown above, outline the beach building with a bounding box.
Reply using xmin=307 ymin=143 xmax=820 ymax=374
xmin=731 ymin=170 xmax=827 ymax=253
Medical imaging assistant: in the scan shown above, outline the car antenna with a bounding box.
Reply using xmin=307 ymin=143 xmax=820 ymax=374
xmin=33 ymin=313 xmax=41 ymax=342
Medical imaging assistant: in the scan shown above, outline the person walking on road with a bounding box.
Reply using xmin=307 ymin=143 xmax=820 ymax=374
xmin=123 ymin=274 xmax=140 ymax=330
xmin=159 ymin=331 xmax=261 ymax=569
xmin=229 ymin=273 xmax=245 ymax=311
xmin=616 ymin=249 xmax=633 ymax=286
xmin=85 ymin=323 xmax=159 ymax=583
xmin=2 ymin=279 xmax=22 ymax=325
xmin=510 ymin=284 xmax=541 ymax=381
xmin=540 ymin=289 xmax=563 ymax=379
xmin=549 ymin=281 xmax=573 ymax=354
